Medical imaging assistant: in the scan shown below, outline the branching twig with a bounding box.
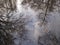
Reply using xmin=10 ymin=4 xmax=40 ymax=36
xmin=42 ymin=0 xmax=50 ymax=25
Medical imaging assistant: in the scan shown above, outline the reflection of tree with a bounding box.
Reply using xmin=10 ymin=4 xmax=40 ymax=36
xmin=22 ymin=0 xmax=60 ymax=24
xmin=22 ymin=0 xmax=60 ymax=45
xmin=0 ymin=0 xmax=27 ymax=45
xmin=0 ymin=10 xmax=14 ymax=45
xmin=0 ymin=10 xmax=27 ymax=45
xmin=0 ymin=0 xmax=16 ymax=10
xmin=0 ymin=0 xmax=60 ymax=45
xmin=0 ymin=0 xmax=14 ymax=45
